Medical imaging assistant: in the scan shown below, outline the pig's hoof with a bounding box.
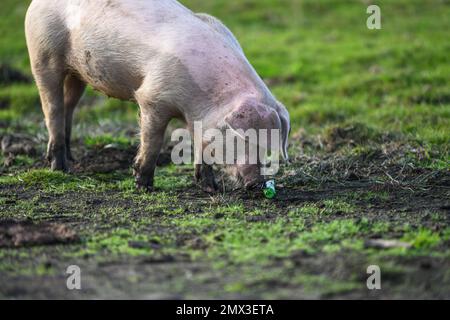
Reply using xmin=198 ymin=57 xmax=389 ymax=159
xmin=134 ymin=174 xmax=154 ymax=193
xmin=202 ymin=185 xmax=218 ymax=194
xmin=198 ymin=179 xmax=218 ymax=194
xmin=66 ymin=150 xmax=75 ymax=162
xmin=47 ymin=148 xmax=68 ymax=172
xmin=136 ymin=183 xmax=154 ymax=193
xmin=51 ymin=159 xmax=68 ymax=172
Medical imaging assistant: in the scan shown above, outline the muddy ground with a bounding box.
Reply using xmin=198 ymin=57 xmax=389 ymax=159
xmin=0 ymin=127 xmax=449 ymax=300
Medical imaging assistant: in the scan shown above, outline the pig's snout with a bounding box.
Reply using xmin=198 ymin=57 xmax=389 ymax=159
xmin=239 ymin=165 xmax=264 ymax=190
xmin=244 ymin=178 xmax=263 ymax=190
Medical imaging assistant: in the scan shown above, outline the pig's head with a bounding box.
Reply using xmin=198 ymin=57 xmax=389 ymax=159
xmin=220 ymin=98 xmax=290 ymax=189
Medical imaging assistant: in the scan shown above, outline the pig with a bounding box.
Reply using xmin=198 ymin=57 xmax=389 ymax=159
xmin=25 ymin=0 xmax=290 ymax=192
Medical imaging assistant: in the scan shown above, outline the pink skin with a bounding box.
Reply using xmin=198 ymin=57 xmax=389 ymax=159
xmin=25 ymin=0 xmax=290 ymax=192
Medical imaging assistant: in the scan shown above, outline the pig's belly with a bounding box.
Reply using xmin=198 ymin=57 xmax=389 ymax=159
xmin=68 ymin=45 xmax=146 ymax=101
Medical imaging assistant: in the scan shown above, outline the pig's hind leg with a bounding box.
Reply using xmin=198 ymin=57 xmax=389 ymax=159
xmin=63 ymin=75 xmax=86 ymax=161
xmin=26 ymin=9 xmax=83 ymax=171
xmin=31 ymin=63 xmax=68 ymax=171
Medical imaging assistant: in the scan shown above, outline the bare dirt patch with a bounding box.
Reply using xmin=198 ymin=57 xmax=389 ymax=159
xmin=0 ymin=220 xmax=79 ymax=248
xmin=0 ymin=125 xmax=448 ymax=299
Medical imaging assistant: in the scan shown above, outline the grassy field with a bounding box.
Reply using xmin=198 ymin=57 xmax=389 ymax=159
xmin=0 ymin=0 xmax=449 ymax=299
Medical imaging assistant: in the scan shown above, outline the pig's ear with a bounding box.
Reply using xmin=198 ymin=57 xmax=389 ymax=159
xmin=276 ymin=101 xmax=291 ymax=161
xmin=224 ymin=101 xmax=281 ymax=139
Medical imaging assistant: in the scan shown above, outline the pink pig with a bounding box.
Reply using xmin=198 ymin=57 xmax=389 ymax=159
xmin=25 ymin=0 xmax=290 ymax=192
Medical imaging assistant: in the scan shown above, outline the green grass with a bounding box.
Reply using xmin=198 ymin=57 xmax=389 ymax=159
xmin=1 ymin=0 xmax=449 ymax=151
xmin=75 ymin=228 xmax=156 ymax=257
xmin=0 ymin=169 xmax=106 ymax=193
xmin=402 ymin=228 xmax=442 ymax=250
xmin=288 ymin=200 xmax=356 ymax=217
xmin=84 ymin=134 xmax=134 ymax=149
xmin=0 ymin=0 xmax=449 ymax=298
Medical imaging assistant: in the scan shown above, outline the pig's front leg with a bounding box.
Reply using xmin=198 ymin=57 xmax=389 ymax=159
xmin=133 ymin=106 xmax=171 ymax=192
xmin=195 ymin=163 xmax=219 ymax=194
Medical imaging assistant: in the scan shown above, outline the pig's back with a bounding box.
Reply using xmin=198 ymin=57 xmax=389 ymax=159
xmin=28 ymin=0 xmax=260 ymax=103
